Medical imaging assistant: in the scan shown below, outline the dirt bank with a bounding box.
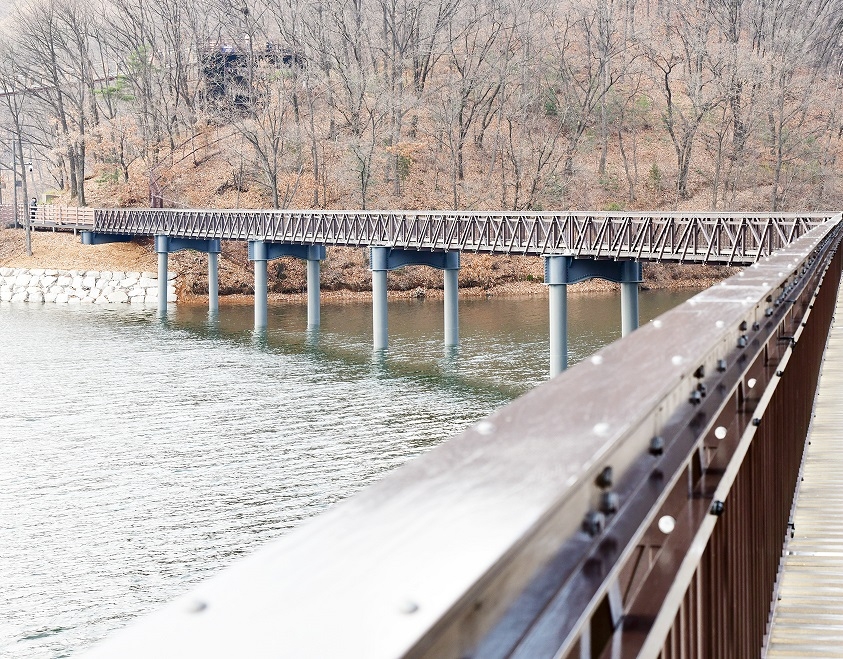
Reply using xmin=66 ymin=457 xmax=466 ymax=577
xmin=0 ymin=227 xmax=738 ymax=302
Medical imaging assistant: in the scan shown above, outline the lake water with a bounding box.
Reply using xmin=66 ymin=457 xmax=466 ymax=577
xmin=0 ymin=290 xmax=697 ymax=658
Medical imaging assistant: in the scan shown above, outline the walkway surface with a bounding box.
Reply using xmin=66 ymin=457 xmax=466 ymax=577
xmin=766 ymin=278 xmax=843 ymax=657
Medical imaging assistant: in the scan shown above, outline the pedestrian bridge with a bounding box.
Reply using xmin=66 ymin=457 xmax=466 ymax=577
xmin=24 ymin=206 xmax=838 ymax=376
xmin=14 ymin=205 xmax=843 ymax=656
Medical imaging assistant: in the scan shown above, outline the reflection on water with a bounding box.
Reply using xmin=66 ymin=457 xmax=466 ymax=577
xmin=0 ymin=288 xmax=697 ymax=658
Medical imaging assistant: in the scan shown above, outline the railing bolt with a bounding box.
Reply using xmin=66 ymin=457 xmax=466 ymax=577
xmin=689 ymin=390 xmax=702 ymax=404
xmin=398 ymin=600 xmax=419 ymax=614
xmin=737 ymin=335 xmax=748 ymax=348
xmin=186 ymin=600 xmax=208 ymax=614
xmin=710 ymin=500 xmax=725 ymax=516
xmin=697 ymin=383 xmax=707 ymax=397
xmin=752 ymin=322 xmax=760 ymax=331
xmin=600 ymin=491 xmax=619 ymax=514
xmin=752 ymin=418 xmax=761 ymax=426
xmin=765 ymin=307 xmax=774 ymax=317
xmin=596 ymin=466 xmax=613 ymax=489
xmin=582 ymin=511 xmax=606 ymax=536
xmin=649 ymin=436 xmax=665 ymax=456
xmin=717 ymin=359 xmax=727 ymax=372
xmin=776 ymin=370 xmax=784 ymax=377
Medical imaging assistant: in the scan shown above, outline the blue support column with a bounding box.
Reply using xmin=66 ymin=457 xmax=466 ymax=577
xmin=247 ymin=241 xmax=327 ymax=330
xmin=251 ymin=241 xmax=269 ymax=329
xmin=155 ymin=235 xmax=169 ymax=317
xmin=370 ymin=247 xmax=389 ymax=351
xmin=544 ymin=256 xmax=643 ymax=377
xmin=153 ymin=236 xmax=222 ymax=316
xmin=369 ymin=247 xmax=461 ymax=351
xmin=444 ymin=268 xmax=459 ymax=345
xmin=545 ymin=255 xmax=569 ymax=377
xmin=208 ymin=251 xmax=219 ymax=313
xmin=620 ymin=261 xmax=643 ymax=336
xmin=307 ymin=258 xmax=321 ymax=328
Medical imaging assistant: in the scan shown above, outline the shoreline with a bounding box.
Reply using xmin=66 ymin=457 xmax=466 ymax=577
xmin=1 ymin=228 xmax=737 ymax=306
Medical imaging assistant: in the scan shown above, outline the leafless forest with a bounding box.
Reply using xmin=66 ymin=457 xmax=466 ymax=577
xmin=1 ymin=0 xmax=842 ymax=213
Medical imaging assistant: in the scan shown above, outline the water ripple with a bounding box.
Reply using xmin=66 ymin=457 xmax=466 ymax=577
xmin=0 ymin=290 xmax=694 ymax=657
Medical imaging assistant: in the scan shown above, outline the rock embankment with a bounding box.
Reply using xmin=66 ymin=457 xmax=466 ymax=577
xmin=0 ymin=267 xmax=177 ymax=305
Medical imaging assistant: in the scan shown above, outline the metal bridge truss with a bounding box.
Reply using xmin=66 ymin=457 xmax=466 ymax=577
xmin=90 ymin=209 xmax=834 ymax=265
xmin=84 ymin=215 xmax=843 ymax=658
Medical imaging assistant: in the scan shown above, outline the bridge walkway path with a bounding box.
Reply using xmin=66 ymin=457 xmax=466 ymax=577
xmin=766 ymin=276 xmax=843 ymax=657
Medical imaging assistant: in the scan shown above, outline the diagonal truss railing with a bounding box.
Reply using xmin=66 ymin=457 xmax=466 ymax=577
xmin=85 ymin=208 xmax=838 ymax=265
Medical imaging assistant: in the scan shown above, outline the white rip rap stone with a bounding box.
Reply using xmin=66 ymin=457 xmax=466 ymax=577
xmin=11 ymin=292 xmax=27 ymax=302
xmin=43 ymin=292 xmax=57 ymax=303
xmin=138 ymin=277 xmax=157 ymax=288
xmin=107 ymin=290 xmax=129 ymax=303
xmin=55 ymin=293 xmax=69 ymax=304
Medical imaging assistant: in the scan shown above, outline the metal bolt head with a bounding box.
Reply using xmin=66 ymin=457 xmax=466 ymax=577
xmin=582 ymin=511 xmax=606 ymax=536
xmin=398 ymin=600 xmax=419 ymax=614
xmin=716 ymin=359 xmax=727 ymax=372
xmin=600 ymin=491 xmax=620 ymax=514
xmin=737 ymin=335 xmax=748 ymax=348
xmin=752 ymin=418 xmax=761 ymax=427
xmin=710 ymin=500 xmax=725 ymax=516
xmin=649 ymin=436 xmax=665 ymax=456
xmin=689 ymin=389 xmax=702 ymax=405
xmin=186 ymin=600 xmax=208 ymax=614
xmin=596 ymin=466 xmax=613 ymax=489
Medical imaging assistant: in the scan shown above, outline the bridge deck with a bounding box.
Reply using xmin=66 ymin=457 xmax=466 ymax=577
xmin=766 ymin=277 xmax=843 ymax=657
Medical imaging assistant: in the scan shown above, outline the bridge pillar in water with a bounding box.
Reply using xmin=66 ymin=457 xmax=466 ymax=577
xmin=248 ymin=241 xmax=327 ymax=329
xmin=620 ymin=261 xmax=643 ymax=337
xmin=369 ymin=247 xmax=461 ymax=350
xmin=152 ymin=235 xmax=222 ymax=317
xmin=544 ymin=256 xmax=643 ymax=377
